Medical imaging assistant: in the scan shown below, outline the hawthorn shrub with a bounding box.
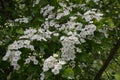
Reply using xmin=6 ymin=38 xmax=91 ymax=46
xmin=0 ymin=0 xmax=120 ymax=80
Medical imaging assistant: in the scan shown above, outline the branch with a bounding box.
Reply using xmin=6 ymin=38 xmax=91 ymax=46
xmin=94 ymin=39 xmax=120 ymax=80
xmin=0 ymin=0 xmax=5 ymax=9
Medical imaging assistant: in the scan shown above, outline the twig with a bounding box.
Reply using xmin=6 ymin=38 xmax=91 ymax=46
xmin=94 ymin=39 xmax=120 ymax=80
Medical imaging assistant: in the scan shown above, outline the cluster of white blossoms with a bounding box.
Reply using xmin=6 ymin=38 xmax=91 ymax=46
xmin=43 ymin=56 xmax=65 ymax=75
xmin=40 ymin=4 xmax=55 ymax=17
xmin=7 ymin=40 xmax=34 ymax=50
xmin=39 ymin=1 xmax=103 ymax=79
xmin=83 ymin=9 xmax=103 ymax=22
xmin=24 ymin=55 xmax=38 ymax=65
xmin=86 ymin=0 xmax=100 ymax=3
xmin=60 ymin=36 xmax=80 ymax=61
xmin=3 ymin=50 xmax=21 ymax=70
xmin=2 ymin=40 xmax=34 ymax=70
xmin=2 ymin=1 xmax=104 ymax=79
xmin=14 ymin=17 xmax=29 ymax=23
xmin=2 ymin=27 xmax=53 ymax=70
xmin=4 ymin=20 xmax=14 ymax=27
xmin=80 ymin=24 xmax=96 ymax=38
xmin=19 ymin=27 xmax=52 ymax=41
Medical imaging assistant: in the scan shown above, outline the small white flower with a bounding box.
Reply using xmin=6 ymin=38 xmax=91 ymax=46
xmin=33 ymin=60 xmax=39 ymax=65
xmin=52 ymin=68 xmax=59 ymax=75
xmin=11 ymin=61 xmax=17 ymax=66
xmin=70 ymin=16 xmax=77 ymax=20
xmin=14 ymin=51 xmax=22 ymax=56
xmin=2 ymin=50 xmax=11 ymax=61
xmin=25 ymin=58 xmax=31 ymax=64
xmin=24 ymin=40 xmax=30 ymax=45
xmin=13 ymin=64 xmax=20 ymax=70
xmin=54 ymin=63 xmax=62 ymax=70
xmin=59 ymin=2 xmax=67 ymax=7
xmin=12 ymin=56 xmax=20 ymax=61
xmin=53 ymin=33 xmax=59 ymax=36
xmin=64 ymin=9 xmax=70 ymax=15
xmin=76 ymin=48 xmax=82 ymax=53
xmin=30 ymin=56 xmax=36 ymax=61
xmin=59 ymin=61 xmax=66 ymax=65
xmin=56 ymin=13 xmax=63 ymax=19
xmin=33 ymin=0 xmax=40 ymax=7
xmin=67 ymin=31 xmax=73 ymax=36
xmin=2 ymin=56 xmax=8 ymax=61
xmin=53 ymin=54 xmax=58 ymax=57
xmin=40 ymin=72 xmax=45 ymax=80
xmin=60 ymin=36 xmax=65 ymax=41
xmin=43 ymin=66 xmax=49 ymax=72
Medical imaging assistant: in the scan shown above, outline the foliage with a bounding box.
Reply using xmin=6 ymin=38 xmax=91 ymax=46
xmin=0 ymin=0 xmax=120 ymax=80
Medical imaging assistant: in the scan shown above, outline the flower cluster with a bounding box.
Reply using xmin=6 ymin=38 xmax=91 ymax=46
xmin=19 ymin=27 xmax=52 ymax=41
xmin=8 ymin=40 xmax=34 ymax=50
xmin=24 ymin=55 xmax=38 ymax=65
xmin=60 ymin=36 xmax=80 ymax=61
xmin=3 ymin=50 xmax=21 ymax=70
xmin=86 ymin=0 xmax=100 ymax=4
xmin=15 ymin=17 xmax=29 ymax=23
xmin=83 ymin=9 xmax=103 ymax=22
xmin=2 ymin=1 xmax=104 ymax=79
xmin=43 ymin=56 xmax=65 ymax=75
xmin=2 ymin=40 xmax=34 ymax=70
xmin=80 ymin=24 xmax=96 ymax=38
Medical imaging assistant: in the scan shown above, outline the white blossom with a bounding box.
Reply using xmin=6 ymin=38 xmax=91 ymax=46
xmin=13 ymin=64 xmax=20 ymax=70
xmin=70 ymin=16 xmax=77 ymax=21
xmin=53 ymin=54 xmax=58 ymax=57
xmin=15 ymin=17 xmax=29 ymax=23
xmin=43 ymin=56 xmax=57 ymax=71
xmin=83 ymin=9 xmax=103 ymax=22
xmin=25 ymin=58 xmax=31 ymax=64
xmin=80 ymin=24 xmax=96 ymax=38
xmin=40 ymin=4 xmax=55 ymax=16
xmin=24 ymin=55 xmax=38 ymax=65
xmin=40 ymin=72 xmax=45 ymax=80
xmin=59 ymin=2 xmax=67 ymax=8
xmin=76 ymin=48 xmax=82 ymax=53
xmin=51 ymin=68 xmax=60 ymax=75
xmin=42 ymin=56 xmax=65 ymax=75
xmin=60 ymin=36 xmax=80 ymax=61
xmin=33 ymin=0 xmax=40 ymax=7
xmin=33 ymin=60 xmax=39 ymax=65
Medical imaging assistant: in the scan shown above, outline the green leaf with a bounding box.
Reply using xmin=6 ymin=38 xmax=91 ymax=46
xmin=114 ymin=73 xmax=120 ymax=80
xmin=44 ymin=72 xmax=54 ymax=80
xmin=107 ymin=18 xmax=115 ymax=28
xmin=16 ymin=28 xmax=24 ymax=34
xmin=62 ymin=68 xmax=74 ymax=79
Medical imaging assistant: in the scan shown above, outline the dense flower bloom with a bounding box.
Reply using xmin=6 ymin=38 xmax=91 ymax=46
xmin=42 ymin=56 xmax=65 ymax=75
xmin=2 ymin=1 xmax=104 ymax=80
